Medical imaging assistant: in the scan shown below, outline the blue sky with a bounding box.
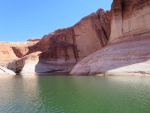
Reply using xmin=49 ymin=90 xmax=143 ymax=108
xmin=0 ymin=0 xmax=112 ymax=42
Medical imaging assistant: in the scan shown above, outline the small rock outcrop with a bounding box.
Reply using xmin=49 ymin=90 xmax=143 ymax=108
xmin=0 ymin=41 xmax=38 ymax=61
xmin=27 ymin=38 xmax=41 ymax=42
xmin=0 ymin=41 xmax=39 ymax=74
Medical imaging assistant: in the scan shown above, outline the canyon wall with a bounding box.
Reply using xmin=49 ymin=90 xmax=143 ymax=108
xmin=70 ymin=33 xmax=150 ymax=75
xmin=71 ymin=0 xmax=150 ymax=76
xmin=2 ymin=0 xmax=150 ymax=76
xmin=37 ymin=9 xmax=111 ymax=61
xmin=0 ymin=9 xmax=111 ymax=74
xmin=110 ymin=0 xmax=150 ymax=41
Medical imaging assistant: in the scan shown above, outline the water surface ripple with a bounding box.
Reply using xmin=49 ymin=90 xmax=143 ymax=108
xmin=0 ymin=75 xmax=150 ymax=113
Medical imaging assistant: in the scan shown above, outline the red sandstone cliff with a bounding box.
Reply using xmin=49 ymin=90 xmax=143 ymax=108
xmin=71 ymin=0 xmax=150 ymax=76
xmin=0 ymin=9 xmax=111 ymax=74
xmin=1 ymin=0 xmax=150 ymax=76
xmin=36 ymin=9 xmax=111 ymax=61
xmin=110 ymin=0 xmax=150 ymax=41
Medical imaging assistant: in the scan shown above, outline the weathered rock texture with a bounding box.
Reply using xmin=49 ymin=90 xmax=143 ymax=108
xmin=0 ymin=9 xmax=111 ymax=74
xmin=2 ymin=0 xmax=149 ymax=76
xmin=110 ymin=0 xmax=150 ymax=41
xmin=70 ymin=33 xmax=150 ymax=76
xmin=37 ymin=9 xmax=111 ymax=61
xmin=0 ymin=41 xmax=37 ymax=61
xmin=71 ymin=0 xmax=150 ymax=76
xmin=0 ymin=41 xmax=39 ymax=73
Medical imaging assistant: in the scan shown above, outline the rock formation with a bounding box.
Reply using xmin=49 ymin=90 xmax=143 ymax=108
xmin=0 ymin=41 xmax=38 ymax=61
xmin=27 ymin=38 xmax=41 ymax=42
xmin=0 ymin=41 xmax=39 ymax=74
xmin=1 ymin=0 xmax=149 ymax=76
xmin=37 ymin=9 xmax=111 ymax=61
xmin=110 ymin=0 xmax=150 ymax=41
xmin=70 ymin=33 xmax=150 ymax=76
xmin=70 ymin=0 xmax=150 ymax=76
xmin=0 ymin=66 xmax=16 ymax=75
xmin=0 ymin=9 xmax=111 ymax=75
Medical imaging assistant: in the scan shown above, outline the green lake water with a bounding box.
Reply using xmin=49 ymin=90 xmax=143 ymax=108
xmin=0 ymin=75 xmax=150 ymax=113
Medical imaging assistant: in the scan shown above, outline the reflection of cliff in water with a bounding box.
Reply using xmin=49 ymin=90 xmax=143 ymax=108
xmin=36 ymin=76 xmax=82 ymax=112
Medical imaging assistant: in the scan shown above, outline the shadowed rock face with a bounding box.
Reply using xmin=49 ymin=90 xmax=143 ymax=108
xmin=39 ymin=28 xmax=79 ymax=61
xmin=12 ymin=47 xmax=29 ymax=58
xmin=27 ymin=38 xmax=40 ymax=42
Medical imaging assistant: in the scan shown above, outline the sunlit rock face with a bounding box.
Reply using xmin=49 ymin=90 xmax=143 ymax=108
xmin=1 ymin=0 xmax=150 ymax=75
xmin=0 ymin=40 xmax=40 ymax=74
xmin=0 ymin=41 xmax=38 ymax=68
xmin=70 ymin=33 xmax=150 ymax=76
xmin=0 ymin=41 xmax=38 ymax=61
xmin=71 ymin=0 xmax=150 ymax=76
xmin=37 ymin=9 xmax=111 ymax=61
xmin=0 ymin=9 xmax=111 ymax=74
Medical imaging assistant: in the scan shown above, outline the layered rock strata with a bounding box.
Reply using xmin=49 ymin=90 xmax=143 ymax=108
xmin=37 ymin=9 xmax=111 ymax=61
xmin=71 ymin=0 xmax=150 ymax=76
xmin=110 ymin=0 xmax=150 ymax=41
xmin=0 ymin=9 xmax=111 ymax=74
xmin=70 ymin=32 xmax=150 ymax=76
xmin=2 ymin=0 xmax=149 ymax=76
